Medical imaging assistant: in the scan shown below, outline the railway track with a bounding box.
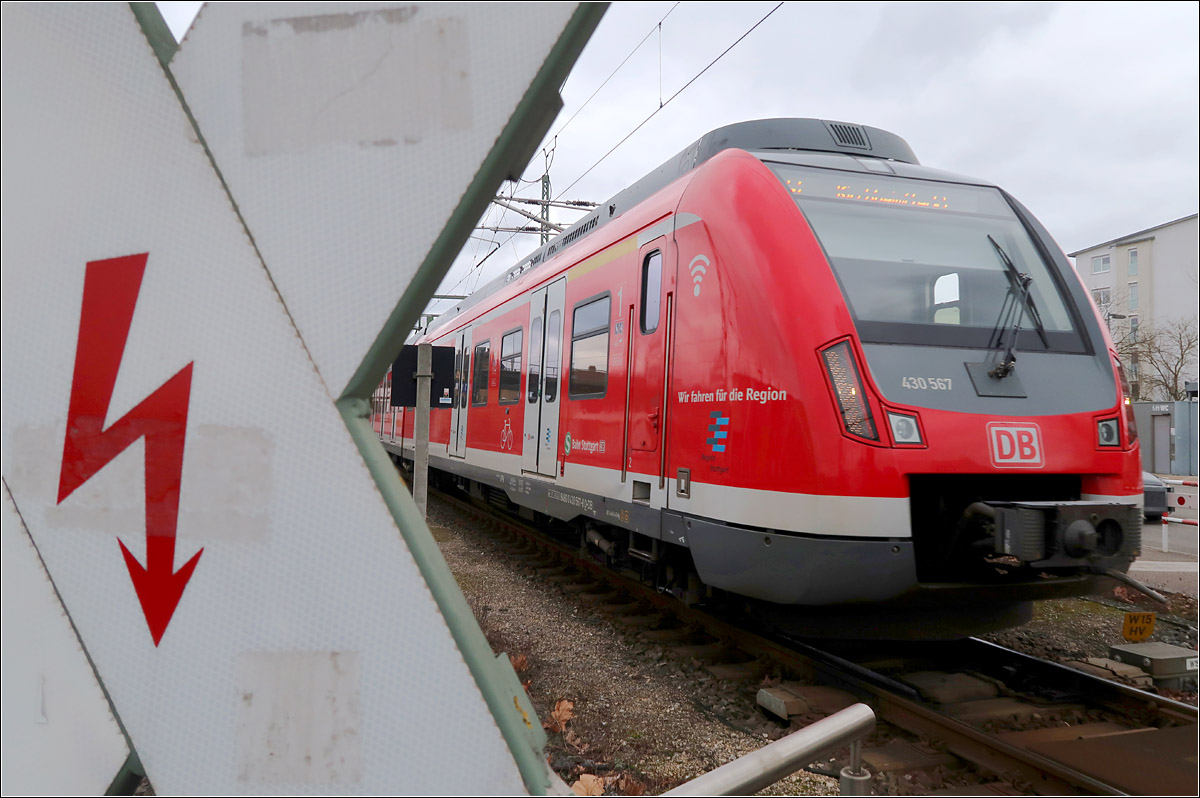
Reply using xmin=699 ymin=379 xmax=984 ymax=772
xmin=432 ymin=483 xmax=1198 ymax=796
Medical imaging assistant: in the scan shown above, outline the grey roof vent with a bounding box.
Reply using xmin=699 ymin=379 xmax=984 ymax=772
xmin=824 ymin=121 xmax=871 ymax=150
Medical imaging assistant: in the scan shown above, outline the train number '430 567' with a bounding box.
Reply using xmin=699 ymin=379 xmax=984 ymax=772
xmin=901 ymin=376 xmax=952 ymax=390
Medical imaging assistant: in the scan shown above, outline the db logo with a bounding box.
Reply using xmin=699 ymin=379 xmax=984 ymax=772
xmin=987 ymin=423 xmax=1044 ymax=468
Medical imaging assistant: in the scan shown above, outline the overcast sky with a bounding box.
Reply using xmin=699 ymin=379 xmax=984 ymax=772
xmin=158 ymin=2 xmax=1199 ymax=314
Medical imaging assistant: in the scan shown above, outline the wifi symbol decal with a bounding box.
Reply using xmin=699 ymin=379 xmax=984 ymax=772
xmin=688 ymin=254 xmax=710 ymax=297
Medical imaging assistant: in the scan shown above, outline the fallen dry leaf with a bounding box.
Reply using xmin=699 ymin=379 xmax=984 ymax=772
xmin=564 ymin=728 xmax=589 ymax=753
xmin=522 ymin=679 xmax=532 ymax=693
xmin=553 ymin=698 xmax=575 ymax=722
xmin=544 ymin=698 xmax=576 ymax=733
xmin=1113 ymin=586 xmax=1138 ymax=603
xmin=617 ymin=774 xmax=646 ymax=796
xmin=571 ymin=773 xmax=604 ymax=796
xmin=510 ymin=653 xmax=528 ymax=672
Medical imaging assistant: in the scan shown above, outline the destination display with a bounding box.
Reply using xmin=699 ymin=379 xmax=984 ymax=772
xmin=768 ymin=162 xmax=1012 ymax=217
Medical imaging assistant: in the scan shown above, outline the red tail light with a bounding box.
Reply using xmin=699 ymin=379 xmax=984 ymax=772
xmin=1115 ymin=357 xmax=1138 ymax=446
xmin=821 ymin=341 xmax=879 ymax=441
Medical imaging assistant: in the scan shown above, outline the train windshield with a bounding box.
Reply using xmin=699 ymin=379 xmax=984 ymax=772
xmin=767 ymin=163 xmax=1083 ymax=351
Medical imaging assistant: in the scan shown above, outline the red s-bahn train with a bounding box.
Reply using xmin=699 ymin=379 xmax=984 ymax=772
xmin=374 ymin=118 xmax=1143 ymax=638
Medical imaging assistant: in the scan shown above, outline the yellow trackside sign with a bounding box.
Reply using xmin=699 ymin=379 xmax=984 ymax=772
xmin=1123 ymin=612 xmax=1156 ymax=642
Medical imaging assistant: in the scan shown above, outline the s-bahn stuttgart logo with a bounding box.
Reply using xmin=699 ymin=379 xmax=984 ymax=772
xmin=987 ymin=422 xmax=1044 ymax=468
xmin=707 ymin=411 xmax=730 ymax=453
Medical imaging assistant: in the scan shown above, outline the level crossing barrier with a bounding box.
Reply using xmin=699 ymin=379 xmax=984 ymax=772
xmin=1161 ymin=513 xmax=1199 ymax=553
xmin=1157 ymin=477 xmax=1197 ymax=553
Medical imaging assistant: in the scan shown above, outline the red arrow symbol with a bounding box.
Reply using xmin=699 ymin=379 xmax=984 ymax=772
xmin=58 ymin=253 xmax=201 ymax=646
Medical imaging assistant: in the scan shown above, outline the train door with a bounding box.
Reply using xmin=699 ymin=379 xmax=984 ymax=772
xmin=522 ymin=278 xmax=566 ymax=476
xmin=449 ymin=328 xmax=472 ymax=458
xmin=625 ymin=239 xmax=673 ymax=480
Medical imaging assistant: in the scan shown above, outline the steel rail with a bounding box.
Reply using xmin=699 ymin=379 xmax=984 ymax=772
xmin=430 ymin=486 xmax=1197 ymax=796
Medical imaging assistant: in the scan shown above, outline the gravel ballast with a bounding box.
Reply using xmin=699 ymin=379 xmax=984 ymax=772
xmin=428 ymin=497 xmax=839 ymax=795
xmin=428 ymin=495 xmax=1198 ymax=794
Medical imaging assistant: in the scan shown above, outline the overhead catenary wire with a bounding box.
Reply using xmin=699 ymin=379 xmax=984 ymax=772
xmin=458 ymin=173 xmax=540 ymax=294
xmin=555 ymin=2 xmax=785 ymax=202
xmin=445 ymin=179 xmax=514 ymax=296
xmin=450 ymin=2 xmax=767 ymax=300
xmin=469 ymin=243 xmax=507 ymax=292
xmin=511 ymin=3 xmax=678 ymax=186
xmin=458 ymin=3 xmax=681 ymax=281
xmin=546 ymin=2 xmax=680 ymax=146
xmin=458 ymin=187 xmax=506 ymax=292
xmin=444 ymin=241 xmax=501 ymax=297
xmin=496 ymin=196 xmax=598 ymax=210
xmin=468 ymin=197 xmax=498 ymax=264
xmin=476 ymin=226 xmax=545 ymax=234
xmin=492 ymin=198 xmax=566 ymax=232
xmin=453 ymin=185 xmax=593 ymax=295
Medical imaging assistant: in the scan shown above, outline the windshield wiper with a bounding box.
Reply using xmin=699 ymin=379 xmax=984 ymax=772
xmin=984 ymin=234 xmax=1049 ymax=379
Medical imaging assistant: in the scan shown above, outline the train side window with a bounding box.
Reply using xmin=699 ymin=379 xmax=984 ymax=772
xmin=471 ymin=341 xmax=490 ymax=406
xmin=641 ymin=250 xmax=662 ymax=333
xmin=499 ymin=328 xmax=522 ymax=404
xmin=933 ymin=273 xmax=960 ymax=325
xmin=569 ymin=295 xmax=610 ymax=399
xmin=544 ymin=310 xmax=561 ymax=403
xmin=527 ymin=317 xmax=543 ymax=403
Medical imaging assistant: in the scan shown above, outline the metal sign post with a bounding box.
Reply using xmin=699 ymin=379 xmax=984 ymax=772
xmin=414 ymin=344 xmax=432 ymax=518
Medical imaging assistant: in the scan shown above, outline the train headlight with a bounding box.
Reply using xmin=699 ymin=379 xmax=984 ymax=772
xmin=887 ymin=412 xmax=923 ymax=445
xmin=821 ymin=340 xmax=879 ymax=441
xmin=1097 ymin=418 xmax=1121 ymax=448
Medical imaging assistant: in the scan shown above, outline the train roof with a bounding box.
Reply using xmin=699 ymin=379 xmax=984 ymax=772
xmin=429 ymin=118 xmax=922 ymax=333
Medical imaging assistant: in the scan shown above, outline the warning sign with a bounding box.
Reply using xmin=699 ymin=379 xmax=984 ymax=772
xmin=1122 ymin=612 xmax=1156 ymax=642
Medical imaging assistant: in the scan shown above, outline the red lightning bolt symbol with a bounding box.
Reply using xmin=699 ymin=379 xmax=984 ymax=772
xmin=58 ymin=253 xmax=201 ymax=646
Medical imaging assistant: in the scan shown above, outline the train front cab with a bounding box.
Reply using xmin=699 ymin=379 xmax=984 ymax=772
xmin=665 ymin=147 xmax=1143 ymax=635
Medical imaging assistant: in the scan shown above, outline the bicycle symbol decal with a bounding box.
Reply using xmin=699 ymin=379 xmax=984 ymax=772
xmin=501 ymin=419 xmax=514 ymax=450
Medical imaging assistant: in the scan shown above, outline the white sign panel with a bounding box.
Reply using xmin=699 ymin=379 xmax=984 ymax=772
xmin=1 ymin=2 xmax=593 ymax=793
xmin=170 ymin=1 xmax=581 ymax=398
xmin=1 ymin=489 xmax=131 ymax=795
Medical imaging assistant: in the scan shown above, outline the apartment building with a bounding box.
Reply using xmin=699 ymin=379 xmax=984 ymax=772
xmin=1070 ymin=213 xmax=1198 ymax=399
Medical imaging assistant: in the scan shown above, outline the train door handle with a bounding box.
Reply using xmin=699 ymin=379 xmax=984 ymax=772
xmin=648 ymin=409 xmax=660 ymax=430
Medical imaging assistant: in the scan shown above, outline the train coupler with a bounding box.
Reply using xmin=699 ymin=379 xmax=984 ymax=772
xmin=985 ymin=500 xmax=1142 ymax=568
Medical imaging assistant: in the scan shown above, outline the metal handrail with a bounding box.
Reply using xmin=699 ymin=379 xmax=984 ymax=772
xmin=663 ymin=703 xmax=876 ymax=796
